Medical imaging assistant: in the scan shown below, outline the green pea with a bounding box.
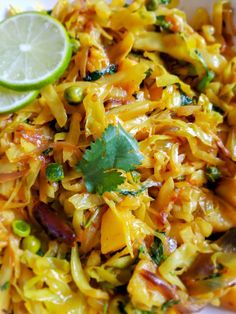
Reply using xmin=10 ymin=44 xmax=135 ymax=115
xmin=146 ymin=0 xmax=171 ymax=11
xmin=12 ymin=220 xmax=31 ymax=237
xmin=64 ymin=86 xmax=84 ymax=105
xmin=146 ymin=0 xmax=159 ymax=10
xmin=22 ymin=235 xmax=41 ymax=253
xmin=46 ymin=163 xmax=64 ymax=182
xmin=206 ymin=166 xmax=221 ymax=183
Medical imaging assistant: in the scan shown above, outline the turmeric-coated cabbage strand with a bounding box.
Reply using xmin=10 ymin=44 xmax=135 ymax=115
xmin=0 ymin=0 xmax=236 ymax=313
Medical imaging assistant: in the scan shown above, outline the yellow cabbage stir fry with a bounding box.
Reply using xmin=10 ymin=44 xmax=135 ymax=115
xmin=0 ymin=0 xmax=236 ymax=313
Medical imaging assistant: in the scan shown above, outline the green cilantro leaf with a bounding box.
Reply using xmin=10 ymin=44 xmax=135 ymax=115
xmin=42 ymin=147 xmax=53 ymax=156
xmin=92 ymin=170 xmax=125 ymax=195
xmin=197 ymin=70 xmax=215 ymax=92
xmin=144 ymin=68 xmax=153 ymax=78
xmin=193 ymin=50 xmax=215 ymax=91
xmin=76 ymin=124 xmax=143 ymax=194
xmin=180 ymin=92 xmax=193 ymax=106
xmin=83 ymin=64 xmax=118 ymax=81
xmin=149 ymin=236 xmax=165 ymax=266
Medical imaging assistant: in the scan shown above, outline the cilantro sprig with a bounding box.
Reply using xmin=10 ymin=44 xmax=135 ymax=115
xmin=76 ymin=124 xmax=143 ymax=195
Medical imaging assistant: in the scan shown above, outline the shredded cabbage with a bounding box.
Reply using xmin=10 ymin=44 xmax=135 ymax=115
xmin=0 ymin=0 xmax=236 ymax=313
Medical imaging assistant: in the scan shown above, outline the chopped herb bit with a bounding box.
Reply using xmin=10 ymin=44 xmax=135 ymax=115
xmin=149 ymin=236 xmax=165 ymax=266
xmin=84 ymin=71 xmax=101 ymax=82
xmin=46 ymin=163 xmax=64 ymax=182
xmin=176 ymin=83 xmax=194 ymax=106
xmin=197 ymin=70 xmax=215 ymax=92
xmin=77 ymin=124 xmax=143 ymax=195
xmin=42 ymin=147 xmax=53 ymax=156
xmin=194 ymin=50 xmax=215 ymax=91
xmin=180 ymin=92 xmax=193 ymax=106
xmin=144 ymin=68 xmax=153 ymax=78
xmin=194 ymin=49 xmax=207 ymax=70
xmin=160 ymin=0 xmax=171 ymax=3
xmin=156 ymin=15 xmax=172 ymax=32
xmin=84 ymin=64 xmax=118 ymax=81
xmin=106 ymin=64 xmax=118 ymax=74
xmin=119 ymin=189 xmax=140 ymax=196
xmin=119 ymin=185 xmax=146 ymax=196
xmin=139 ymin=245 xmax=145 ymax=254
xmin=161 ymin=299 xmax=180 ymax=312
xmin=123 ymin=3 xmax=129 ymax=7
xmin=0 ymin=281 xmax=10 ymax=291
xmin=36 ymin=248 xmax=44 ymax=256
xmin=206 ymin=166 xmax=221 ymax=183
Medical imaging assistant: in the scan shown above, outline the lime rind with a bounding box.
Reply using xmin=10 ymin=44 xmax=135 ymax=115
xmin=0 ymin=86 xmax=38 ymax=113
xmin=0 ymin=12 xmax=72 ymax=91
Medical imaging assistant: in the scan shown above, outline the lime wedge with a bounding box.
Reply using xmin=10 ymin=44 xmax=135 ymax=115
xmin=0 ymin=12 xmax=72 ymax=91
xmin=0 ymin=86 xmax=38 ymax=113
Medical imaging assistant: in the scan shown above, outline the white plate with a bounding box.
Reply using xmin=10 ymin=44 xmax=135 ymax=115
xmin=0 ymin=1 xmax=235 ymax=313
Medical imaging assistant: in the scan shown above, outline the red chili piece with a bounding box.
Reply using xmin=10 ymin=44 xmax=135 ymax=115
xmin=33 ymin=202 xmax=76 ymax=246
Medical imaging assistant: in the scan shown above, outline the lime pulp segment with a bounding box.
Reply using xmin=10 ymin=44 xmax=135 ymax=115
xmin=0 ymin=86 xmax=38 ymax=113
xmin=0 ymin=12 xmax=72 ymax=91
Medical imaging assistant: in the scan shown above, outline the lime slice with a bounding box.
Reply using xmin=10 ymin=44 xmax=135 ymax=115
xmin=0 ymin=86 xmax=38 ymax=113
xmin=0 ymin=12 xmax=72 ymax=91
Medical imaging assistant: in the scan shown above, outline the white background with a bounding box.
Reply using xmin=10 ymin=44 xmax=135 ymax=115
xmin=0 ymin=0 xmax=235 ymax=313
